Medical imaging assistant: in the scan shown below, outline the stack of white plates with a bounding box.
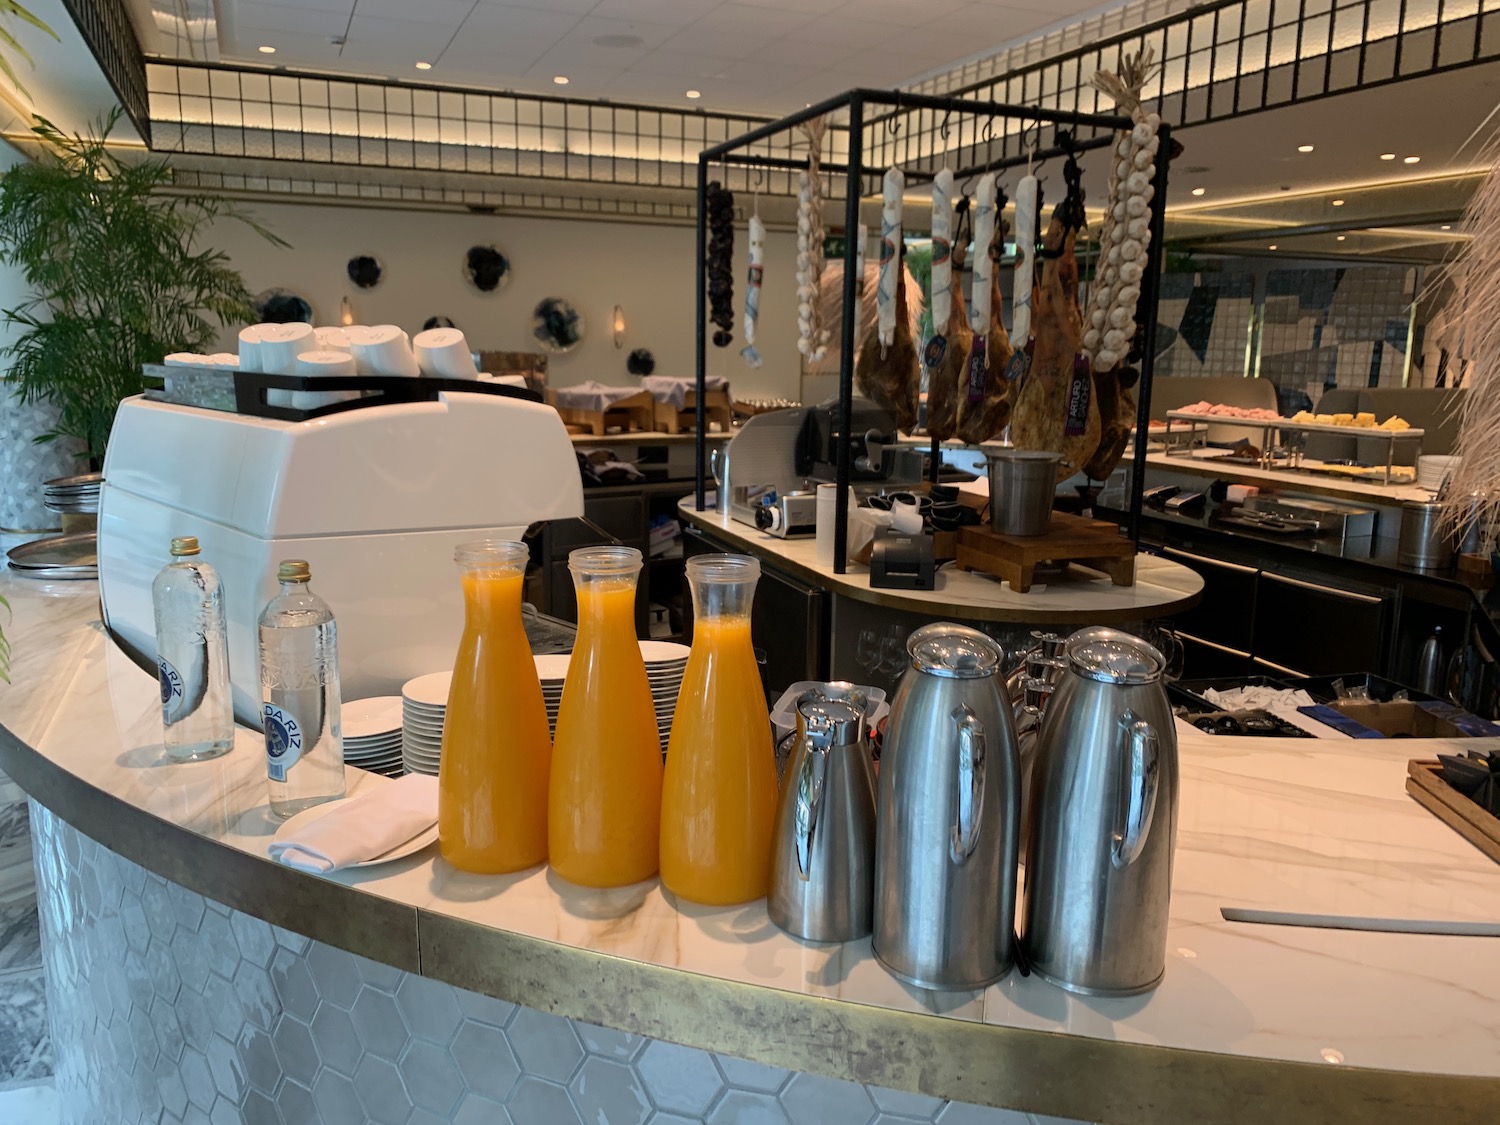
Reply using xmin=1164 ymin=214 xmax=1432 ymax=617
xmin=43 ymin=472 xmax=102 ymax=515
xmin=641 ymin=641 xmax=690 ymax=752
xmin=534 ymin=653 xmax=571 ymax=738
xmin=1417 ymin=454 xmax=1460 ymax=491
xmin=342 ymin=696 xmax=404 ymax=778
xmin=402 ymin=671 xmax=451 ymax=776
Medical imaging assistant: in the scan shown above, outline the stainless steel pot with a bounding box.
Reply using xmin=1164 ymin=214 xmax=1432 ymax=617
xmin=1399 ymin=498 xmax=1455 ymax=570
xmin=873 ymin=623 xmax=1019 ymax=989
xmin=985 ymin=449 xmax=1061 ymax=537
xmin=768 ymin=696 xmax=877 ymax=943
xmin=1021 ymin=626 xmax=1178 ymax=996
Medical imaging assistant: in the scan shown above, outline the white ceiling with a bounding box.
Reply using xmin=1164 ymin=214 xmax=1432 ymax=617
xmin=194 ymin=0 xmax=1113 ymax=114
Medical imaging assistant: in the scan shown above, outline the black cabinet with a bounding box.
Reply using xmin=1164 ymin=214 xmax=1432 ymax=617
xmin=1162 ymin=547 xmax=1257 ymax=653
xmin=1253 ymin=572 xmax=1388 ymax=677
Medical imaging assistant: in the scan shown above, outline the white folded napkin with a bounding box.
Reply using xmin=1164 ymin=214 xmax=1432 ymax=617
xmin=269 ymin=774 xmax=438 ymax=873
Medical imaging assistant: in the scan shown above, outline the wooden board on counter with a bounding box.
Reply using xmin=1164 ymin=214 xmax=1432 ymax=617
xmin=955 ymin=512 xmax=1136 ymax=593
xmin=1407 ymin=759 xmax=1500 ymax=866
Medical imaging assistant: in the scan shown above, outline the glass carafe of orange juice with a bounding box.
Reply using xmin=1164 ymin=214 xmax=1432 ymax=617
xmin=440 ymin=540 xmax=551 ymax=873
xmin=661 ymin=554 xmax=777 ymax=905
xmin=549 ymin=546 xmax=663 ymax=887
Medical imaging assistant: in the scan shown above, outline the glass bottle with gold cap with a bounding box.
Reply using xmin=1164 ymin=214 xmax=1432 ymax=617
xmin=151 ymin=535 xmax=234 ymax=762
xmin=259 ymin=559 xmax=345 ymax=818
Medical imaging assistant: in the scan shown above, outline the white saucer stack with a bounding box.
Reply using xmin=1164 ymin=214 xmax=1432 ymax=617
xmin=534 ymin=653 xmax=570 ymax=738
xmin=641 ymin=641 xmax=690 ymax=752
xmin=1417 ymin=454 xmax=1460 ymax=491
xmin=342 ymin=696 xmax=404 ymax=778
xmin=401 ymin=671 xmax=451 ymax=776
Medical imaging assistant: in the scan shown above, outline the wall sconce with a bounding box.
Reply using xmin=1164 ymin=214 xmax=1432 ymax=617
xmin=613 ymin=305 xmax=625 ymax=348
xmin=340 ymin=295 xmax=355 ymax=326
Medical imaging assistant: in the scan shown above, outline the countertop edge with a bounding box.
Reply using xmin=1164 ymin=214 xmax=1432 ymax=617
xmin=3 ymin=692 xmax=1495 ymax=1122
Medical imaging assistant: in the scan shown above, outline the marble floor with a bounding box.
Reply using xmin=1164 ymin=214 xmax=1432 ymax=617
xmin=0 ymin=782 xmax=51 ymax=1089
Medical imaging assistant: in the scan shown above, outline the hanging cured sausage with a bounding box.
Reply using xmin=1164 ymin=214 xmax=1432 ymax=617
xmin=741 ymin=211 xmax=765 ymax=368
xmin=925 ymin=245 xmax=970 ymax=442
xmin=706 ymin=182 xmax=735 ymax=347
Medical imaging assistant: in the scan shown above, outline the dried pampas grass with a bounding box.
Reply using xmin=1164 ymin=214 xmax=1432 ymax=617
xmin=806 ymin=260 xmax=925 ymax=375
xmin=1443 ymin=130 xmax=1500 ymax=534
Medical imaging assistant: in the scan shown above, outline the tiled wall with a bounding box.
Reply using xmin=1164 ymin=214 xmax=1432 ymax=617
xmin=30 ymin=802 xmax=1085 ymax=1125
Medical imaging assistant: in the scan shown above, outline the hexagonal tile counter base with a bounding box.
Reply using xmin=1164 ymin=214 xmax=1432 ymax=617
xmin=29 ymin=803 xmax=1079 ymax=1125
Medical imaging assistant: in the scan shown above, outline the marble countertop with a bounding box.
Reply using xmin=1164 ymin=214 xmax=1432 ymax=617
xmin=679 ymin=503 xmax=1205 ymax=624
xmin=1 ymin=571 xmax=1498 ymax=1117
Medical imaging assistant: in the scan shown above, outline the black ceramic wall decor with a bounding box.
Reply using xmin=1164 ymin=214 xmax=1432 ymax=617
xmin=464 ymin=245 xmax=511 ymax=293
xmin=531 ymin=297 xmax=584 ymax=353
xmin=627 ymin=348 xmax=655 ymax=376
xmin=423 ymin=316 xmax=458 ymax=331
xmin=254 ymin=287 xmax=314 ymax=324
xmin=346 ymin=255 xmax=383 ymax=289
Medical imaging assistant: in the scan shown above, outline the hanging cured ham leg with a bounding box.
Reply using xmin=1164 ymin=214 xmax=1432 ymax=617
xmin=1009 ymin=212 xmax=1099 ymax=481
xmin=925 ymin=248 xmax=971 ymax=442
xmin=955 ymin=232 xmax=1015 ymax=445
xmin=855 ymin=257 xmax=919 ymax=432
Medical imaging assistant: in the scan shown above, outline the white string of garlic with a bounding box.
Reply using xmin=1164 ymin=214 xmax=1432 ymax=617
xmin=1082 ymin=48 xmax=1162 ymax=374
xmin=796 ymin=117 xmax=830 ymax=362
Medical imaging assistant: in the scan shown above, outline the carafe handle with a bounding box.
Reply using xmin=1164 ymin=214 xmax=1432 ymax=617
xmin=1113 ymin=712 xmax=1159 ymax=868
xmin=949 ymin=705 xmax=987 ymax=865
xmin=794 ymin=738 xmax=829 ymax=881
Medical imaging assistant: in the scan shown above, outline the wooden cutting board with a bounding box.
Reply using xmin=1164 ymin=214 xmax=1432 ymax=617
xmin=955 ymin=512 xmax=1135 ymax=593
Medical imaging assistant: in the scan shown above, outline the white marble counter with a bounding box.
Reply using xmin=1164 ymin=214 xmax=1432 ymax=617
xmin=679 ymin=503 xmax=1205 ymax=623
xmin=2 ymin=572 xmax=1499 ymax=1089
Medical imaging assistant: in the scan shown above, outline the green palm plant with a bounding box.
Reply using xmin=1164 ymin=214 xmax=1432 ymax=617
xmin=0 ymin=1 xmax=56 ymax=101
xmin=0 ymin=109 xmax=285 ymax=465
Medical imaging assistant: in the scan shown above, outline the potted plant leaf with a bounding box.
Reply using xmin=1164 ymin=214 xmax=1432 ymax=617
xmin=0 ymin=109 xmax=285 ymax=467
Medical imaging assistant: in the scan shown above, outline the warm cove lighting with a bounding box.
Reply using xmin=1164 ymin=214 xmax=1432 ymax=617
xmin=258 ymin=45 xmax=276 ymax=54
xmin=1190 ymin=186 xmax=1206 ymax=196
xmin=415 ymin=61 xmax=432 ymax=70
xmin=553 ymin=75 xmax=569 ymax=85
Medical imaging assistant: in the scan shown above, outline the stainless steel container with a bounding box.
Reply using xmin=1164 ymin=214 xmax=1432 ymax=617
xmin=768 ymin=697 xmax=877 ymax=943
xmin=1022 ymin=627 xmax=1178 ymax=996
xmin=873 ymin=623 xmax=1019 ymax=989
xmin=1398 ymin=498 xmax=1455 ymax=570
xmin=985 ymin=449 xmax=1061 ymax=537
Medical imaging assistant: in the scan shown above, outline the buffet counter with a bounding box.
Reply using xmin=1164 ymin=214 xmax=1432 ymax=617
xmin=3 ymin=574 xmax=1499 ymax=1124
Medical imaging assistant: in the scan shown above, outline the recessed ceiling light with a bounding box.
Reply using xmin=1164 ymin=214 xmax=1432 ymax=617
xmin=553 ymin=75 xmax=569 ymax=85
xmin=258 ymin=45 xmax=276 ymax=54
xmin=1380 ymin=152 xmax=1396 ymax=160
xmin=686 ymin=89 xmax=701 ymax=99
xmin=415 ymin=61 xmax=432 ymax=70
xmin=1297 ymin=144 xmax=1314 ymax=153
xmin=1336 ymin=235 xmax=1346 ymax=241
xmin=1403 ymin=155 xmax=1420 ymax=164
xmin=1331 ymin=198 xmax=1345 ymax=206
xmin=1268 ymin=244 xmax=1278 ymax=250
xmin=1190 ymin=187 xmax=1206 ymax=196
xmin=1442 ymin=224 xmax=1452 ymax=230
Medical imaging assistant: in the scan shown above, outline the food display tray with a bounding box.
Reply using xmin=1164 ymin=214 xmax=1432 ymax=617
xmin=1162 ymin=410 xmax=1424 ymax=485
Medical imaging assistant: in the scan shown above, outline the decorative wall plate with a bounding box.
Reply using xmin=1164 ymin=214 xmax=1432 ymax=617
xmin=627 ymin=348 xmax=655 ymax=376
xmin=423 ymin=315 xmax=457 ymax=331
xmin=531 ymin=298 xmax=585 ymax=353
xmin=464 ymin=245 xmax=511 ymax=293
xmin=254 ymin=287 xmax=314 ymax=324
xmin=346 ymin=255 xmax=383 ymax=289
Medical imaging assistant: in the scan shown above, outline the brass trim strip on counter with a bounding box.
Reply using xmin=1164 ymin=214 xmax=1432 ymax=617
xmin=1162 ymin=546 xmax=1259 ymax=575
xmin=4 ymin=717 xmax=1498 ymax=1123
xmin=1260 ymin=571 xmax=1385 ymax=604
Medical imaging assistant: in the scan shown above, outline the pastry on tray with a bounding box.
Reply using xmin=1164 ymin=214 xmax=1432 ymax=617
xmin=1353 ymin=412 xmax=1377 ymax=428
xmin=1379 ymin=415 xmax=1411 ymax=430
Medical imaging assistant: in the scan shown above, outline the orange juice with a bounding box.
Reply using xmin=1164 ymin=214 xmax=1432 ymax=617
xmin=549 ymin=557 xmax=663 ymax=887
xmin=661 ymin=614 xmax=777 ymax=905
xmin=439 ymin=557 xmax=551 ymax=873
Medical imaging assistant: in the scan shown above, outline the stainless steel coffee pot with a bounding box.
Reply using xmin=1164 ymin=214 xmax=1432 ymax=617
xmin=768 ymin=697 xmax=876 ymax=942
xmin=873 ymin=623 xmax=1019 ymax=989
xmin=1021 ymin=627 xmax=1178 ymax=996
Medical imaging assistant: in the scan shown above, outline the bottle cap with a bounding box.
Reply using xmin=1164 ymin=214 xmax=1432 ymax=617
xmin=278 ymin=560 xmax=312 ymax=582
xmin=170 ymin=537 xmax=200 ymax=557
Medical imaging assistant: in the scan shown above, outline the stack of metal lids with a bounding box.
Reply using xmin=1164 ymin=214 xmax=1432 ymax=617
xmin=6 ymin=533 xmax=97 ymax=580
xmin=43 ymin=472 xmax=103 ymax=515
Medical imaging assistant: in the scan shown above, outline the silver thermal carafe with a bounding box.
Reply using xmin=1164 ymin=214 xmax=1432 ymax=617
xmin=1022 ymin=627 xmax=1178 ymax=996
xmin=768 ymin=696 xmax=877 ymax=942
xmin=874 ymin=624 xmax=1020 ymax=989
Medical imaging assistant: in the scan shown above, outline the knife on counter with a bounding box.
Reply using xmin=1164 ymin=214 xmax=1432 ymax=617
xmin=1221 ymin=907 xmax=1500 ymax=936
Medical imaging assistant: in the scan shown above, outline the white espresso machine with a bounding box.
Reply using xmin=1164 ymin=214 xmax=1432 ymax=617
xmin=98 ymin=390 xmax=583 ymax=722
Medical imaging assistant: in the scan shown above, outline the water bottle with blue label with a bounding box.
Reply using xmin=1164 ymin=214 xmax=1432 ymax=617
xmin=259 ymin=559 xmax=345 ymax=818
xmin=152 ymin=536 xmax=235 ymax=762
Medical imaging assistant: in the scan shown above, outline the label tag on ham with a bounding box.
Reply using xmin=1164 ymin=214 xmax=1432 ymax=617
xmin=924 ymin=335 xmax=948 ymax=368
xmin=965 ymin=336 xmax=988 ymax=404
xmin=1064 ymin=353 xmax=1092 ymax=437
xmin=1004 ymin=350 xmax=1029 ymax=383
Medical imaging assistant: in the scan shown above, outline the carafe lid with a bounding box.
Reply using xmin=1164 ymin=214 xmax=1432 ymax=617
xmin=1066 ymin=627 xmax=1164 ymax=685
xmin=796 ymin=698 xmax=863 ymax=746
xmin=907 ymin=623 xmax=1001 ymax=679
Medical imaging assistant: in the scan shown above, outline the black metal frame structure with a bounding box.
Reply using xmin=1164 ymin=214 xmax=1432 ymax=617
xmin=63 ymin=0 xmax=152 ymax=146
xmin=693 ymin=88 xmax=1171 ymax=574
